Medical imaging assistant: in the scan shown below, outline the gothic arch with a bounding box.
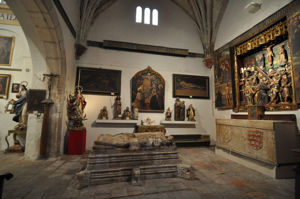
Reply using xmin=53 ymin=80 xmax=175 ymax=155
xmin=7 ymin=0 xmax=67 ymax=156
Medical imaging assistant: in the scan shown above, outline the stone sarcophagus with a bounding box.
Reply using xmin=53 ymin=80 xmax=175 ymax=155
xmin=76 ymin=131 xmax=191 ymax=188
xmin=216 ymin=119 xmax=300 ymax=178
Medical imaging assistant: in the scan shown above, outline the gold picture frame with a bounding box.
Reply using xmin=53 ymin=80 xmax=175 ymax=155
xmin=0 ymin=35 xmax=15 ymax=66
xmin=5 ymin=99 xmax=15 ymax=113
xmin=0 ymin=74 xmax=11 ymax=98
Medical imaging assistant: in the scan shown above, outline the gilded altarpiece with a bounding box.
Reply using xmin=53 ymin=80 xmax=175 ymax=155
xmin=234 ymin=19 xmax=297 ymax=111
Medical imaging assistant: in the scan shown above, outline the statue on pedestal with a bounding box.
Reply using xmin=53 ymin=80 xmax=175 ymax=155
xmin=174 ymin=98 xmax=181 ymax=121
xmin=13 ymin=82 xmax=29 ymax=130
xmin=123 ymin=106 xmax=131 ymax=120
xmin=67 ymin=86 xmax=87 ymax=129
xmin=179 ymin=101 xmax=185 ymax=121
xmin=114 ymin=96 xmax=122 ymax=119
xmin=98 ymin=106 xmax=108 ymax=120
xmin=165 ymin=107 xmax=172 ymax=121
xmin=5 ymin=82 xmax=29 ymax=152
xmin=132 ymin=105 xmax=139 ymax=120
xmin=186 ymin=104 xmax=196 ymax=121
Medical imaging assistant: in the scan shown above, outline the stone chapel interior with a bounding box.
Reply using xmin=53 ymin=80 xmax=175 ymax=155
xmin=0 ymin=0 xmax=300 ymax=198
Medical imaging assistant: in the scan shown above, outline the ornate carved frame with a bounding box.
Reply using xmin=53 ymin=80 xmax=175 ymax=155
xmin=131 ymin=66 xmax=165 ymax=113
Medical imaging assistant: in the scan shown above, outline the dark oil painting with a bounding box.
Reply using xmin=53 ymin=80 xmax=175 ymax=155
xmin=131 ymin=66 xmax=165 ymax=113
xmin=27 ymin=89 xmax=46 ymax=113
xmin=214 ymin=48 xmax=234 ymax=108
xmin=0 ymin=35 xmax=14 ymax=66
xmin=289 ymin=4 xmax=300 ymax=103
xmin=0 ymin=74 xmax=10 ymax=98
xmin=11 ymin=83 xmax=20 ymax=93
xmin=173 ymin=74 xmax=209 ymax=99
xmin=76 ymin=67 xmax=121 ymax=95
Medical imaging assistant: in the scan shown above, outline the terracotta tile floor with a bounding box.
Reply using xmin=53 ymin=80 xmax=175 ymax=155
xmin=0 ymin=147 xmax=294 ymax=199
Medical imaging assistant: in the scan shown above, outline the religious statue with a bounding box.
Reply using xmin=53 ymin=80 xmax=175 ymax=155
xmin=278 ymin=44 xmax=288 ymax=67
xmin=186 ymin=104 xmax=196 ymax=121
xmin=132 ymin=104 xmax=139 ymax=120
xmin=280 ymin=73 xmax=292 ymax=103
xmin=13 ymin=82 xmax=29 ymax=130
xmin=266 ymin=46 xmax=274 ymax=67
xmin=114 ymin=96 xmax=122 ymax=119
xmin=268 ymin=73 xmax=282 ymax=104
xmin=122 ymin=106 xmax=131 ymax=120
xmin=244 ymin=80 xmax=255 ymax=105
xmin=98 ymin=106 xmax=108 ymax=120
xmin=179 ymin=101 xmax=185 ymax=121
xmin=258 ymin=53 xmax=265 ymax=70
xmin=165 ymin=107 xmax=172 ymax=121
xmin=67 ymin=86 xmax=87 ymax=129
xmin=141 ymin=117 xmax=155 ymax=126
xmin=256 ymin=77 xmax=269 ymax=106
xmin=174 ymin=98 xmax=181 ymax=121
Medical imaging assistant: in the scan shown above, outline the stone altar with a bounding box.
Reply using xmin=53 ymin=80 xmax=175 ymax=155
xmin=216 ymin=119 xmax=300 ymax=178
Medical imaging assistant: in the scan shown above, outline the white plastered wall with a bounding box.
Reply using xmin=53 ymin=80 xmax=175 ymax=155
xmin=0 ymin=24 xmax=33 ymax=151
xmin=74 ymin=0 xmax=215 ymax=150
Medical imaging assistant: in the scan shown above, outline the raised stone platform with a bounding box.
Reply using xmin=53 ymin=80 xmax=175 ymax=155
xmin=76 ymin=131 xmax=191 ymax=188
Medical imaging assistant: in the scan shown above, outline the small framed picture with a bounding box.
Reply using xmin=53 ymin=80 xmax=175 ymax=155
xmin=0 ymin=74 xmax=11 ymax=98
xmin=11 ymin=83 xmax=20 ymax=93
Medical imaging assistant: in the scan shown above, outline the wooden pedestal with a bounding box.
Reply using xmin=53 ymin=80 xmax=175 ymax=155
xmin=247 ymin=105 xmax=265 ymax=120
xmin=68 ymin=128 xmax=86 ymax=155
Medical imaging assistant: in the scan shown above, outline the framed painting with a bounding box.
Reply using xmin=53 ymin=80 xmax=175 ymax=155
xmin=0 ymin=35 xmax=15 ymax=66
xmin=131 ymin=66 xmax=165 ymax=113
xmin=0 ymin=74 xmax=11 ymax=98
xmin=76 ymin=67 xmax=121 ymax=95
xmin=27 ymin=89 xmax=46 ymax=113
xmin=214 ymin=48 xmax=234 ymax=109
xmin=11 ymin=83 xmax=20 ymax=93
xmin=173 ymin=74 xmax=209 ymax=99
xmin=289 ymin=3 xmax=300 ymax=103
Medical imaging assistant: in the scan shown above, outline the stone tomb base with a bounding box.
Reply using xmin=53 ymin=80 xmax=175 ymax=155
xmin=76 ymin=132 xmax=191 ymax=188
xmin=215 ymin=147 xmax=295 ymax=179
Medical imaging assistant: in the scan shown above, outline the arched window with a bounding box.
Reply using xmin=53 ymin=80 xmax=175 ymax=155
xmin=135 ymin=6 xmax=142 ymax=23
xmin=144 ymin=8 xmax=150 ymax=24
xmin=152 ymin=9 xmax=158 ymax=26
xmin=135 ymin=6 xmax=158 ymax=26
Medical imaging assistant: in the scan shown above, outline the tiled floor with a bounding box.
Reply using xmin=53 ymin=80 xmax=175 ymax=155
xmin=0 ymin=147 xmax=294 ymax=199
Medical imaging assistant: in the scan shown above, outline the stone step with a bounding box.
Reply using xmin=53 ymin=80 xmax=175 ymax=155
xmin=88 ymin=164 xmax=178 ymax=185
xmin=87 ymin=151 xmax=180 ymax=170
xmin=89 ymin=151 xmax=179 ymax=158
xmin=92 ymin=145 xmax=177 ymax=153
